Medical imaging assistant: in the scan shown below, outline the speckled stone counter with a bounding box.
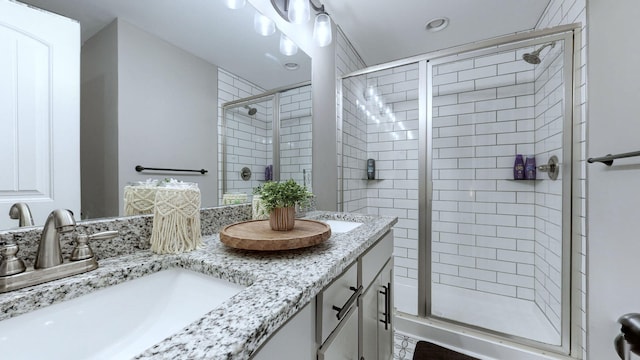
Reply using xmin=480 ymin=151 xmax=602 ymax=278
xmin=0 ymin=210 xmax=396 ymax=360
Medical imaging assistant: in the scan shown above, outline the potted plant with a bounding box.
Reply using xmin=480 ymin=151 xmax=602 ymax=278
xmin=255 ymin=179 xmax=312 ymax=231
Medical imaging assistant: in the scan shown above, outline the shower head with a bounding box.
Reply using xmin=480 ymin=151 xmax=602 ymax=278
xmin=522 ymin=42 xmax=556 ymax=65
xmin=244 ymin=105 xmax=257 ymax=116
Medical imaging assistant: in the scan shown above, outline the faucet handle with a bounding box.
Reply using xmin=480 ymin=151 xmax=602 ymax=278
xmin=0 ymin=243 xmax=26 ymax=276
xmin=70 ymin=231 xmax=119 ymax=261
xmin=88 ymin=230 xmax=119 ymax=242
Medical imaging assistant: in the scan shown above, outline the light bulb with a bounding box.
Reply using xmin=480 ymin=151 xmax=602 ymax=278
xmin=288 ymin=0 xmax=310 ymax=24
xmin=225 ymin=0 xmax=246 ymax=10
xmin=254 ymin=13 xmax=275 ymax=36
xmin=279 ymin=34 xmax=298 ymax=56
xmin=313 ymin=13 xmax=332 ymax=47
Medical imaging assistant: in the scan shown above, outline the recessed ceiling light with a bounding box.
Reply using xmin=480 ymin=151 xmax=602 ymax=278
xmin=425 ymin=17 xmax=449 ymax=32
xmin=284 ymin=62 xmax=299 ymax=71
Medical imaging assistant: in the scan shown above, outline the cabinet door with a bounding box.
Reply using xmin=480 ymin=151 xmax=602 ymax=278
xmin=360 ymin=258 xmax=393 ymax=360
xmin=0 ymin=1 xmax=80 ymax=227
xmin=360 ymin=280 xmax=379 ymax=360
xmin=318 ymin=306 xmax=358 ymax=360
xmin=377 ymin=260 xmax=393 ymax=360
xmin=251 ymin=303 xmax=315 ymax=360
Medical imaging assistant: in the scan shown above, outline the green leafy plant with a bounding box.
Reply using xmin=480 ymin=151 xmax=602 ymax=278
xmin=255 ymin=179 xmax=312 ymax=213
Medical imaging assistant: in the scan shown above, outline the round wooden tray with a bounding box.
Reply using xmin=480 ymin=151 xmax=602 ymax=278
xmin=219 ymin=219 xmax=331 ymax=251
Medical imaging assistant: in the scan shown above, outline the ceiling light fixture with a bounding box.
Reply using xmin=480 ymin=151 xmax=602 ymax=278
xmin=279 ymin=34 xmax=298 ymax=56
xmin=225 ymin=0 xmax=246 ymax=10
xmin=288 ymin=0 xmax=310 ymax=24
xmin=254 ymin=12 xmax=275 ymax=36
xmin=270 ymin=0 xmax=333 ymax=47
xmin=425 ymin=17 xmax=449 ymax=32
xmin=313 ymin=12 xmax=332 ymax=47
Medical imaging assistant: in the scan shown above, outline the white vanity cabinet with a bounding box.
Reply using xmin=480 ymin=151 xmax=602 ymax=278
xmin=318 ymin=231 xmax=394 ymax=360
xmin=251 ymin=230 xmax=394 ymax=360
xmin=359 ymin=232 xmax=394 ymax=360
xmin=251 ymin=302 xmax=316 ymax=360
xmin=361 ymin=259 xmax=393 ymax=359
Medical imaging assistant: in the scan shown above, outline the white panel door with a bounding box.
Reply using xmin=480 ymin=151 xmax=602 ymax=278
xmin=0 ymin=0 xmax=80 ymax=228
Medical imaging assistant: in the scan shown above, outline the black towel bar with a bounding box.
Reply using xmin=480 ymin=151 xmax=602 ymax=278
xmin=587 ymin=150 xmax=640 ymax=166
xmin=135 ymin=165 xmax=208 ymax=174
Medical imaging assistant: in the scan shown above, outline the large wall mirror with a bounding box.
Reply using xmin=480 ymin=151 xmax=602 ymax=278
xmin=1 ymin=0 xmax=311 ymax=229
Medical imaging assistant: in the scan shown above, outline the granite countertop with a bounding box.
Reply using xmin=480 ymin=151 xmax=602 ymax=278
xmin=0 ymin=211 xmax=397 ymax=359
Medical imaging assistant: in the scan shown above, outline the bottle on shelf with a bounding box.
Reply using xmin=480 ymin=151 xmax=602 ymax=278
xmin=513 ymin=154 xmax=525 ymax=180
xmin=367 ymin=159 xmax=375 ymax=180
xmin=525 ymin=155 xmax=537 ymax=180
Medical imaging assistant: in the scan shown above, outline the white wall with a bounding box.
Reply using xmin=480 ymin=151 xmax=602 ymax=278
xmin=587 ymin=1 xmax=640 ymax=359
xmin=117 ymin=19 xmax=219 ymax=211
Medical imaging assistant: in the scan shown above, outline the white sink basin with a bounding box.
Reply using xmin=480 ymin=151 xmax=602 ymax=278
xmin=0 ymin=268 xmax=245 ymax=360
xmin=323 ymin=220 xmax=363 ymax=233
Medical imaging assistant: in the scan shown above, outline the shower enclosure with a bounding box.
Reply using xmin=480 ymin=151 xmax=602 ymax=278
xmin=220 ymin=84 xmax=313 ymax=203
xmin=340 ymin=25 xmax=579 ymax=354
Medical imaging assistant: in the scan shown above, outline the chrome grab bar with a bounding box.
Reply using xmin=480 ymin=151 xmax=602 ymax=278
xmin=587 ymin=150 xmax=640 ymax=166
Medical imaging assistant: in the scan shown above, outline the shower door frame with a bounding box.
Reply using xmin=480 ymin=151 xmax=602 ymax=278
xmin=421 ymin=30 xmax=576 ymax=354
xmin=339 ymin=23 xmax=582 ymax=356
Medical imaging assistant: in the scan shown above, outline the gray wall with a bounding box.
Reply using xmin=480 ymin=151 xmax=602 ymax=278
xmin=80 ymin=19 xmax=219 ymax=217
xmin=118 ymin=20 xmax=218 ymax=211
xmin=80 ymin=20 xmax=119 ymax=219
xmin=587 ymin=0 xmax=640 ymax=358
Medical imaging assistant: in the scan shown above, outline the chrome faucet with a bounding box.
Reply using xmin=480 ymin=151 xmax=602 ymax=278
xmin=0 ymin=209 xmax=119 ymax=293
xmin=35 ymin=209 xmax=76 ymax=269
xmin=9 ymin=203 xmax=34 ymax=227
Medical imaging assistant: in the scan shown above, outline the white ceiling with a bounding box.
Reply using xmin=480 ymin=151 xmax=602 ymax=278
xmin=18 ymin=0 xmax=551 ymax=89
xmin=18 ymin=0 xmax=312 ymax=90
xmin=322 ymin=0 xmax=552 ymax=66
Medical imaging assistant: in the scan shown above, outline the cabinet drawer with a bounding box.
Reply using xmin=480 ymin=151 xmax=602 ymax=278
xmin=361 ymin=231 xmax=393 ymax=290
xmin=317 ymin=262 xmax=358 ymax=345
xmin=317 ymin=306 xmax=358 ymax=360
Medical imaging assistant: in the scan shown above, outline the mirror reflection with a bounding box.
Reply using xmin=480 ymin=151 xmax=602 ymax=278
xmin=221 ymin=84 xmax=313 ymax=205
xmin=1 ymin=0 xmax=311 ymax=229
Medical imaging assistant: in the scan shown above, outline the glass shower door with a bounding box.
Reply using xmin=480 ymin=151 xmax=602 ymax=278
xmin=427 ymin=34 xmax=573 ymax=348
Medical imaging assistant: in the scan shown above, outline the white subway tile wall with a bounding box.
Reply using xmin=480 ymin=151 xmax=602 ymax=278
xmin=217 ymin=69 xmax=268 ymax=202
xmin=431 ymin=48 xmax=542 ymax=308
xmin=337 ymin=27 xmax=368 ymax=212
xmin=218 ymin=70 xmax=313 ymax=197
xmin=429 ymin=39 xmax=573 ymax=339
xmin=341 ymin=63 xmax=420 ymax=313
xmin=279 ymin=86 xmax=313 ymax=188
xmin=536 ymin=0 xmax=586 ymax=356
xmin=532 ymin=40 xmax=565 ymax=333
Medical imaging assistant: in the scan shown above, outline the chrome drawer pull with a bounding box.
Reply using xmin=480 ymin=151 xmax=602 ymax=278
xmin=332 ymin=285 xmax=362 ymax=320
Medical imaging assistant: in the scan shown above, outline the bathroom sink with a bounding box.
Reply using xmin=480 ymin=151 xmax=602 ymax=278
xmin=0 ymin=268 xmax=245 ymax=360
xmin=323 ymin=220 xmax=363 ymax=233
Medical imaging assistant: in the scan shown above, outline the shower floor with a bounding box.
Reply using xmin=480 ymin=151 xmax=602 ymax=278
xmin=431 ymin=283 xmax=560 ymax=345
